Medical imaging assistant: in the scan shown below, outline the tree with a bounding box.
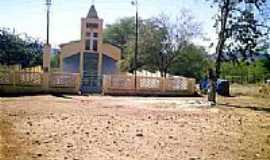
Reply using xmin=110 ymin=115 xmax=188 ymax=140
xmin=206 ymin=0 xmax=269 ymax=103
xmin=140 ymin=11 xmax=201 ymax=77
xmin=169 ymin=44 xmax=210 ymax=81
xmin=262 ymin=58 xmax=270 ymax=70
xmin=207 ymin=0 xmax=269 ymax=78
xmin=104 ymin=10 xmax=201 ymax=76
xmin=0 ymin=28 xmax=43 ymax=68
xmin=103 ymin=17 xmax=136 ymax=72
xmin=103 ymin=17 xmax=135 ymax=48
xmin=51 ymin=49 xmax=60 ymax=68
xmin=221 ymin=59 xmax=270 ymax=83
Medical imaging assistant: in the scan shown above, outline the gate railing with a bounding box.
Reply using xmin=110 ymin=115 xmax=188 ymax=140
xmin=103 ymin=74 xmax=196 ymax=95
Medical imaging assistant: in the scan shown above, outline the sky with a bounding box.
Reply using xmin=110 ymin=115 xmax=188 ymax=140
xmin=0 ymin=0 xmax=217 ymax=51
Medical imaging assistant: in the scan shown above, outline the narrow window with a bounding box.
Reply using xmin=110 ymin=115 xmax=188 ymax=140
xmin=85 ymin=39 xmax=90 ymax=50
xmin=93 ymin=40 xmax=98 ymax=51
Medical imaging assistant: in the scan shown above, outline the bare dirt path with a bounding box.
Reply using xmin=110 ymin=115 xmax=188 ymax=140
xmin=0 ymin=95 xmax=270 ymax=160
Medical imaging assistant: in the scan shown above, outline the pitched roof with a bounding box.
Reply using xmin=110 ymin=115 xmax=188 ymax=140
xmin=87 ymin=5 xmax=98 ymax=18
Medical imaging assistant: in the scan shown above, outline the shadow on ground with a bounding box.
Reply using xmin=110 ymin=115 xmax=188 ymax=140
xmin=219 ymin=103 xmax=270 ymax=113
xmin=0 ymin=93 xmax=73 ymax=99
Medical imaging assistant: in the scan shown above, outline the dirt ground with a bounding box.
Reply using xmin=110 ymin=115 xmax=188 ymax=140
xmin=0 ymin=95 xmax=270 ymax=160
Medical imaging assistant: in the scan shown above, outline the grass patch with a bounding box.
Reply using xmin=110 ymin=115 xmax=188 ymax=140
xmin=230 ymin=83 xmax=270 ymax=98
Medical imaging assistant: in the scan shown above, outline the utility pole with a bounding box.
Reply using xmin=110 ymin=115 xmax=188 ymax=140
xmin=46 ymin=0 xmax=52 ymax=45
xmin=131 ymin=0 xmax=138 ymax=90
xmin=43 ymin=0 xmax=52 ymax=73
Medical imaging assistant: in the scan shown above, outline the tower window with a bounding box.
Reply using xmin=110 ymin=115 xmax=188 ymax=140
xmin=85 ymin=39 xmax=90 ymax=50
xmin=86 ymin=32 xmax=91 ymax=37
xmin=93 ymin=32 xmax=98 ymax=38
xmin=86 ymin=23 xmax=99 ymax=28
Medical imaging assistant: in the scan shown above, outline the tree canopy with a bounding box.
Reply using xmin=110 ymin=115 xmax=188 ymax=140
xmin=221 ymin=59 xmax=270 ymax=83
xmin=207 ymin=0 xmax=270 ymax=78
xmin=169 ymin=44 xmax=211 ymax=81
xmin=104 ymin=10 xmax=206 ymax=78
xmin=139 ymin=12 xmax=201 ymax=77
xmin=0 ymin=28 xmax=43 ymax=68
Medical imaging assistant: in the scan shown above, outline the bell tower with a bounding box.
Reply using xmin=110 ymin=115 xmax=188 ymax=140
xmin=81 ymin=5 xmax=103 ymax=53
xmin=80 ymin=4 xmax=104 ymax=78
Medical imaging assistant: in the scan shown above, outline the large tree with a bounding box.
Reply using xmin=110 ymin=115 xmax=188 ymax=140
xmin=140 ymin=11 xmax=201 ymax=77
xmin=103 ymin=17 xmax=137 ymax=72
xmin=207 ymin=0 xmax=269 ymax=77
xmin=103 ymin=10 xmax=201 ymax=75
xmin=206 ymin=0 xmax=269 ymax=102
xmin=103 ymin=17 xmax=135 ymax=48
xmin=169 ymin=44 xmax=211 ymax=81
xmin=0 ymin=28 xmax=43 ymax=68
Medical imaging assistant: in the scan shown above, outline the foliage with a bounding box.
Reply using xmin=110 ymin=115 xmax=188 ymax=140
xmin=139 ymin=12 xmax=201 ymax=77
xmin=104 ymin=17 xmax=135 ymax=48
xmin=50 ymin=54 xmax=59 ymax=68
xmin=221 ymin=59 xmax=270 ymax=83
xmin=103 ymin=10 xmax=203 ymax=78
xmin=0 ymin=28 xmax=43 ymax=68
xmin=50 ymin=49 xmax=60 ymax=68
xmin=206 ymin=0 xmax=270 ymax=78
xmin=103 ymin=17 xmax=137 ymax=72
xmin=169 ymin=44 xmax=210 ymax=81
xmin=261 ymin=58 xmax=270 ymax=71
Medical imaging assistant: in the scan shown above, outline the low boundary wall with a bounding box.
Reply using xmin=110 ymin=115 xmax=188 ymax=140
xmin=103 ymin=74 xmax=196 ymax=96
xmin=0 ymin=71 xmax=81 ymax=94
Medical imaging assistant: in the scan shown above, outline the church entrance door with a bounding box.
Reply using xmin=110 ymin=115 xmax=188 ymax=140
xmin=80 ymin=53 xmax=102 ymax=93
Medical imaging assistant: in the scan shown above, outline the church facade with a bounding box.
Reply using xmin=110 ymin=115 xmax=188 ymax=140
xmin=59 ymin=5 xmax=121 ymax=93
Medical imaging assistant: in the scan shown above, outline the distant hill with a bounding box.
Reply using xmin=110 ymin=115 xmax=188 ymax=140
xmin=208 ymin=52 xmax=270 ymax=61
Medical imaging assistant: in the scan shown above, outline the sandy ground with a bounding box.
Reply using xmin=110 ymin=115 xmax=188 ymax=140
xmin=0 ymin=95 xmax=270 ymax=160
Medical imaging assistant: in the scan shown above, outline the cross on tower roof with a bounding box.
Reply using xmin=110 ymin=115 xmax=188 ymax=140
xmin=87 ymin=2 xmax=98 ymax=18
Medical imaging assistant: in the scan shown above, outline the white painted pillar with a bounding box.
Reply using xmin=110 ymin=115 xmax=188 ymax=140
xmin=43 ymin=44 xmax=51 ymax=72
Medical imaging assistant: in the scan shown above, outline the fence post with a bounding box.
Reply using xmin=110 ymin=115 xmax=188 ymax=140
xmin=136 ymin=76 xmax=140 ymax=91
xmin=76 ymin=73 xmax=81 ymax=92
xmin=12 ymin=71 xmax=16 ymax=87
xmin=132 ymin=75 xmax=136 ymax=91
xmin=42 ymin=72 xmax=50 ymax=93
xmin=188 ymin=79 xmax=196 ymax=95
xmin=102 ymin=74 xmax=107 ymax=94
xmin=161 ymin=77 xmax=166 ymax=93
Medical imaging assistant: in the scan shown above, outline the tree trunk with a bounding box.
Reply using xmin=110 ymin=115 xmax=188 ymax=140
xmin=164 ymin=68 xmax=168 ymax=78
xmin=209 ymin=0 xmax=230 ymax=104
xmin=160 ymin=70 xmax=164 ymax=77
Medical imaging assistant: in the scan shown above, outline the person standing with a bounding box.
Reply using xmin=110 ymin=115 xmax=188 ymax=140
xmin=208 ymin=69 xmax=217 ymax=105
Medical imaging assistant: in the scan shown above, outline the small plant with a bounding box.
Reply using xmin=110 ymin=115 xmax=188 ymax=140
xmin=258 ymin=84 xmax=270 ymax=97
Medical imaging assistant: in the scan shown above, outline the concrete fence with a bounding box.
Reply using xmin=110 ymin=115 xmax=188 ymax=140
xmin=103 ymin=74 xmax=196 ymax=96
xmin=0 ymin=70 xmax=81 ymax=94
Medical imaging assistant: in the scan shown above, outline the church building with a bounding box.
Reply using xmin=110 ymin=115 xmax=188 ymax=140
xmin=59 ymin=4 xmax=121 ymax=93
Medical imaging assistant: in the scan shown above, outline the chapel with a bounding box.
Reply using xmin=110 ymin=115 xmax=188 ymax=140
xmin=59 ymin=4 xmax=121 ymax=93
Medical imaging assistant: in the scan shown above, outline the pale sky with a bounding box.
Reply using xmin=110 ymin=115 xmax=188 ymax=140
xmin=0 ymin=0 xmax=217 ymax=51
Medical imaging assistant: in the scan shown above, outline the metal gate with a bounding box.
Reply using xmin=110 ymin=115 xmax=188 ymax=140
xmin=81 ymin=74 xmax=102 ymax=93
xmin=80 ymin=53 xmax=102 ymax=93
